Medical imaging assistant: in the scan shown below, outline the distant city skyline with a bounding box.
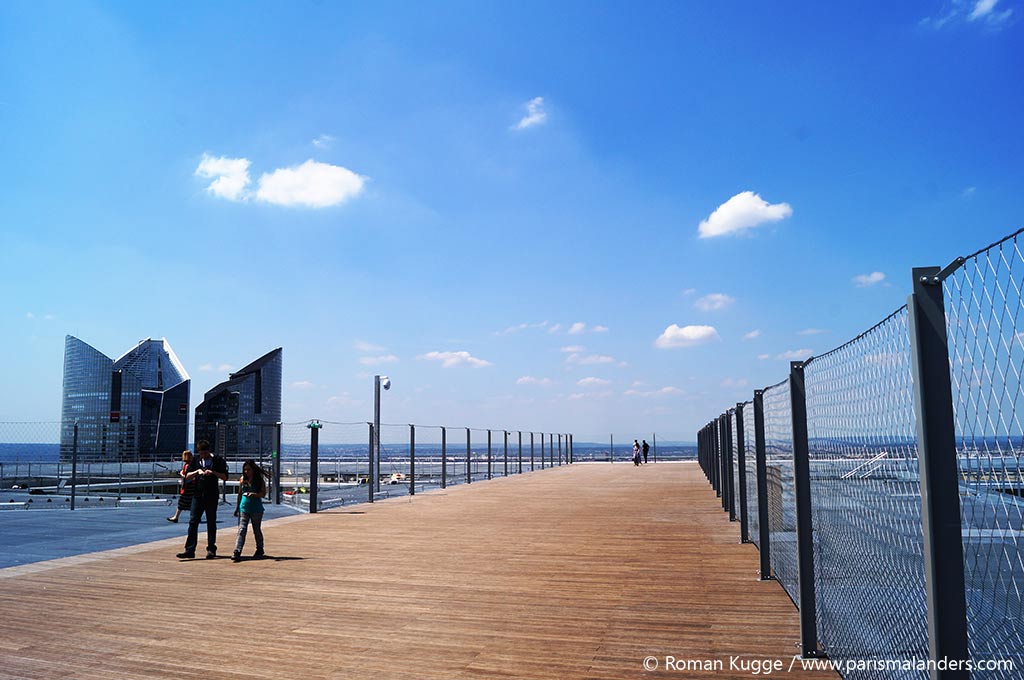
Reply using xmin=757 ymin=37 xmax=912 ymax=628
xmin=2 ymin=1 xmax=1022 ymax=439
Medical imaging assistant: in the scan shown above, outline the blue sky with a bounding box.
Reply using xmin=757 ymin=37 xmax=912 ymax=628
xmin=1 ymin=0 xmax=1022 ymax=441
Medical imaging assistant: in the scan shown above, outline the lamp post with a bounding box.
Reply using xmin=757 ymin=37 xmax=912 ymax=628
xmin=373 ymin=375 xmax=391 ymax=494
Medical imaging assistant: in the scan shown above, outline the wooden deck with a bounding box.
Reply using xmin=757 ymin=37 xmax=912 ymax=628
xmin=0 ymin=462 xmax=836 ymax=679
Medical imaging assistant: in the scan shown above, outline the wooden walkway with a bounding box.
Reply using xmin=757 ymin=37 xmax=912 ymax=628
xmin=0 ymin=462 xmax=836 ymax=679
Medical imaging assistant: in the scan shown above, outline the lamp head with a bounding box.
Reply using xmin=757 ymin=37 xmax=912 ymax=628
xmin=381 ymin=376 xmax=391 ymax=391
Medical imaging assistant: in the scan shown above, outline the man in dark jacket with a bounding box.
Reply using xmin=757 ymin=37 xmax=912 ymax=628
xmin=177 ymin=440 xmax=229 ymax=559
xmin=642 ymin=440 xmax=650 ymax=464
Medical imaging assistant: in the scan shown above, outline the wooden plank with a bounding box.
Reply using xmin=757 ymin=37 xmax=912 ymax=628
xmin=0 ymin=463 xmax=836 ymax=679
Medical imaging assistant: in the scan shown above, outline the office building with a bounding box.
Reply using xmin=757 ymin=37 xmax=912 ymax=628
xmin=194 ymin=348 xmax=282 ymax=458
xmin=60 ymin=336 xmax=190 ymax=460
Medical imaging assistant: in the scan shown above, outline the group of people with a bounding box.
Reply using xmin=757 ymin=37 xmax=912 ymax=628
xmin=168 ymin=441 xmax=269 ymax=562
xmin=632 ymin=439 xmax=650 ymax=466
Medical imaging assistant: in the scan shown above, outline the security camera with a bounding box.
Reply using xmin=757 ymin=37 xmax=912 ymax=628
xmin=381 ymin=377 xmax=391 ymax=391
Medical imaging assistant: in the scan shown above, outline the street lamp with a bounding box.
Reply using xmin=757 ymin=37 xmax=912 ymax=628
xmin=373 ymin=375 xmax=391 ymax=494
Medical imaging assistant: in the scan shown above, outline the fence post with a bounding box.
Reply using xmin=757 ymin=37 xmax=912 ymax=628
xmin=558 ymin=434 xmax=563 ymax=465
xmin=736 ymin=403 xmax=749 ymax=543
xmin=718 ymin=416 xmax=726 ymax=504
xmin=790 ymin=361 xmax=820 ymax=658
xmin=441 ymin=426 xmax=447 ymax=489
xmin=909 ymin=266 xmax=970 ymax=679
xmin=754 ymin=390 xmax=772 ymax=580
xmin=71 ymin=422 xmax=78 ymax=511
xmin=504 ymin=430 xmax=509 ymax=476
xmin=308 ymin=421 xmax=319 ymax=514
xmin=570 ymin=434 xmax=573 ymax=464
xmin=274 ymin=422 xmax=283 ymax=505
xmin=518 ymin=431 xmax=523 ymax=473
xmin=368 ymin=423 xmax=374 ymax=503
xmin=610 ymin=433 xmax=614 ymax=464
xmin=487 ymin=430 xmax=492 ymax=480
xmin=466 ymin=428 xmax=471 ymax=484
xmin=652 ymin=433 xmax=657 ymax=463
xmin=531 ymin=432 xmax=535 ymax=470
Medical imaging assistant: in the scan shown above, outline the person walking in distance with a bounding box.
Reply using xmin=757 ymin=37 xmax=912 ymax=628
xmin=233 ymin=459 xmax=269 ymax=562
xmin=642 ymin=440 xmax=650 ymax=465
xmin=633 ymin=440 xmax=642 ymax=466
xmin=176 ymin=440 xmax=228 ymax=559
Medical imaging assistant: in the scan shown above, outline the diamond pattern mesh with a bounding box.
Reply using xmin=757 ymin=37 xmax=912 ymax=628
xmin=763 ymin=379 xmax=799 ymax=604
xmin=745 ymin=401 xmax=760 ymax=549
xmin=945 ymin=234 xmax=1024 ymax=679
xmin=804 ymin=307 xmax=928 ymax=679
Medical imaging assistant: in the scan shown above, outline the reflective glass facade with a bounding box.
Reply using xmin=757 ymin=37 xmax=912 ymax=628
xmin=194 ymin=348 xmax=282 ymax=458
xmin=60 ymin=336 xmax=190 ymax=460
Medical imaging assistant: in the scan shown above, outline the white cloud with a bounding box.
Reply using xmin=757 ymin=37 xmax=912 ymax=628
xmin=312 ymin=134 xmax=336 ymax=149
xmin=776 ymin=349 xmax=813 ymax=361
xmin=624 ymin=386 xmax=684 ymax=398
xmin=196 ymin=155 xmax=366 ymax=208
xmin=757 ymin=354 xmax=771 ymax=360
xmin=44 ymin=314 xmax=56 ymax=320
xmin=853 ymin=271 xmax=886 ymax=287
xmin=577 ymin=377 xmax=611 ymax=387
xmin=568 ymin=322 xmax=587 ymax=335
xmin=566 ymin=353 xmax=616 ymax=365
xmin=198 ymin=362 xmax=234 ymax=372
xmin=694 ymin=293 xmax=735 ymax=312
xmin=698 ymin=191 xmax=793 ymax=238
xmin=256 ymin=159 xmax=365 ymax=208
xmin=547 ymin=323 xmax=562 ymax=334
xmin=517 ymin=376 xmax=554 ymax=386
xmin=292 ymin=380 xmax=315 ymax=390
xmin=359 ymin=354 xmax=399 ymax=366
xmin=326 ymin=393 xmax=358 ymax=409
xmin=195 ymin=154 xmax=251 ymax=201
xmin=499 ymin=321 xmax=550 ymax=335
xmin=592 ymin=325 xmax=609 ymax=333
xmin=682 ymin=288 xmax=697 ymax=296
xmin=654 ymin=324 xmax=719 ymax=349
xmin=419 ymin=350 xmax=492 ymax=368
xmin=721 ymin=378 xmax=749 ymax=388
xmin=922 ymin=0 xmax=1012 ymax=28
xmin=353 ymin=340 xmax=386 ymax=353
xmin=743 ymin=330 xmax=762 ymax=340
xmin=514 ymin=96 xmax=547 ymax=130
xmin=798 ymin=328 xmax=827 ymax=336
xmin=25 ymin=312 xmax=34 ymax=319
xmin=969 ymin=0 xmax=1011 ymax=22
xmin=561 ymin=345 xmax=585 ymax=353
xmin=569 ymin=390 xmax=613 ymax=401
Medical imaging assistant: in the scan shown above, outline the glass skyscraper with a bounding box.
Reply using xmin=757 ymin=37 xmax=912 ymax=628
xmin=60 ymin=336 xmax=191 ymax=461
xmin=194 ymin=348 xmax=282 ymax=458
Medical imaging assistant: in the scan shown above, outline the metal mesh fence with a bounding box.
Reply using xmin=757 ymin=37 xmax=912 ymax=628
xmin=804 ymin=307 xmax=928 ymax=679
xmin=1 ymin=420 xmax=568 ymax=513
xmin=695 ymin=228 xmax=1024 ymax=677
xmin=762 ymin=378 xmax=799 ymax=604
xmin=743 ymin=403 xmax=760 ymax=549
xmin=945 ymin=233 xmax=1024 ymax=678
xmin=379 ymin=423 xmax=412 ymax=495
xmin=731 ymin=409 xmax=741 ymax=520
